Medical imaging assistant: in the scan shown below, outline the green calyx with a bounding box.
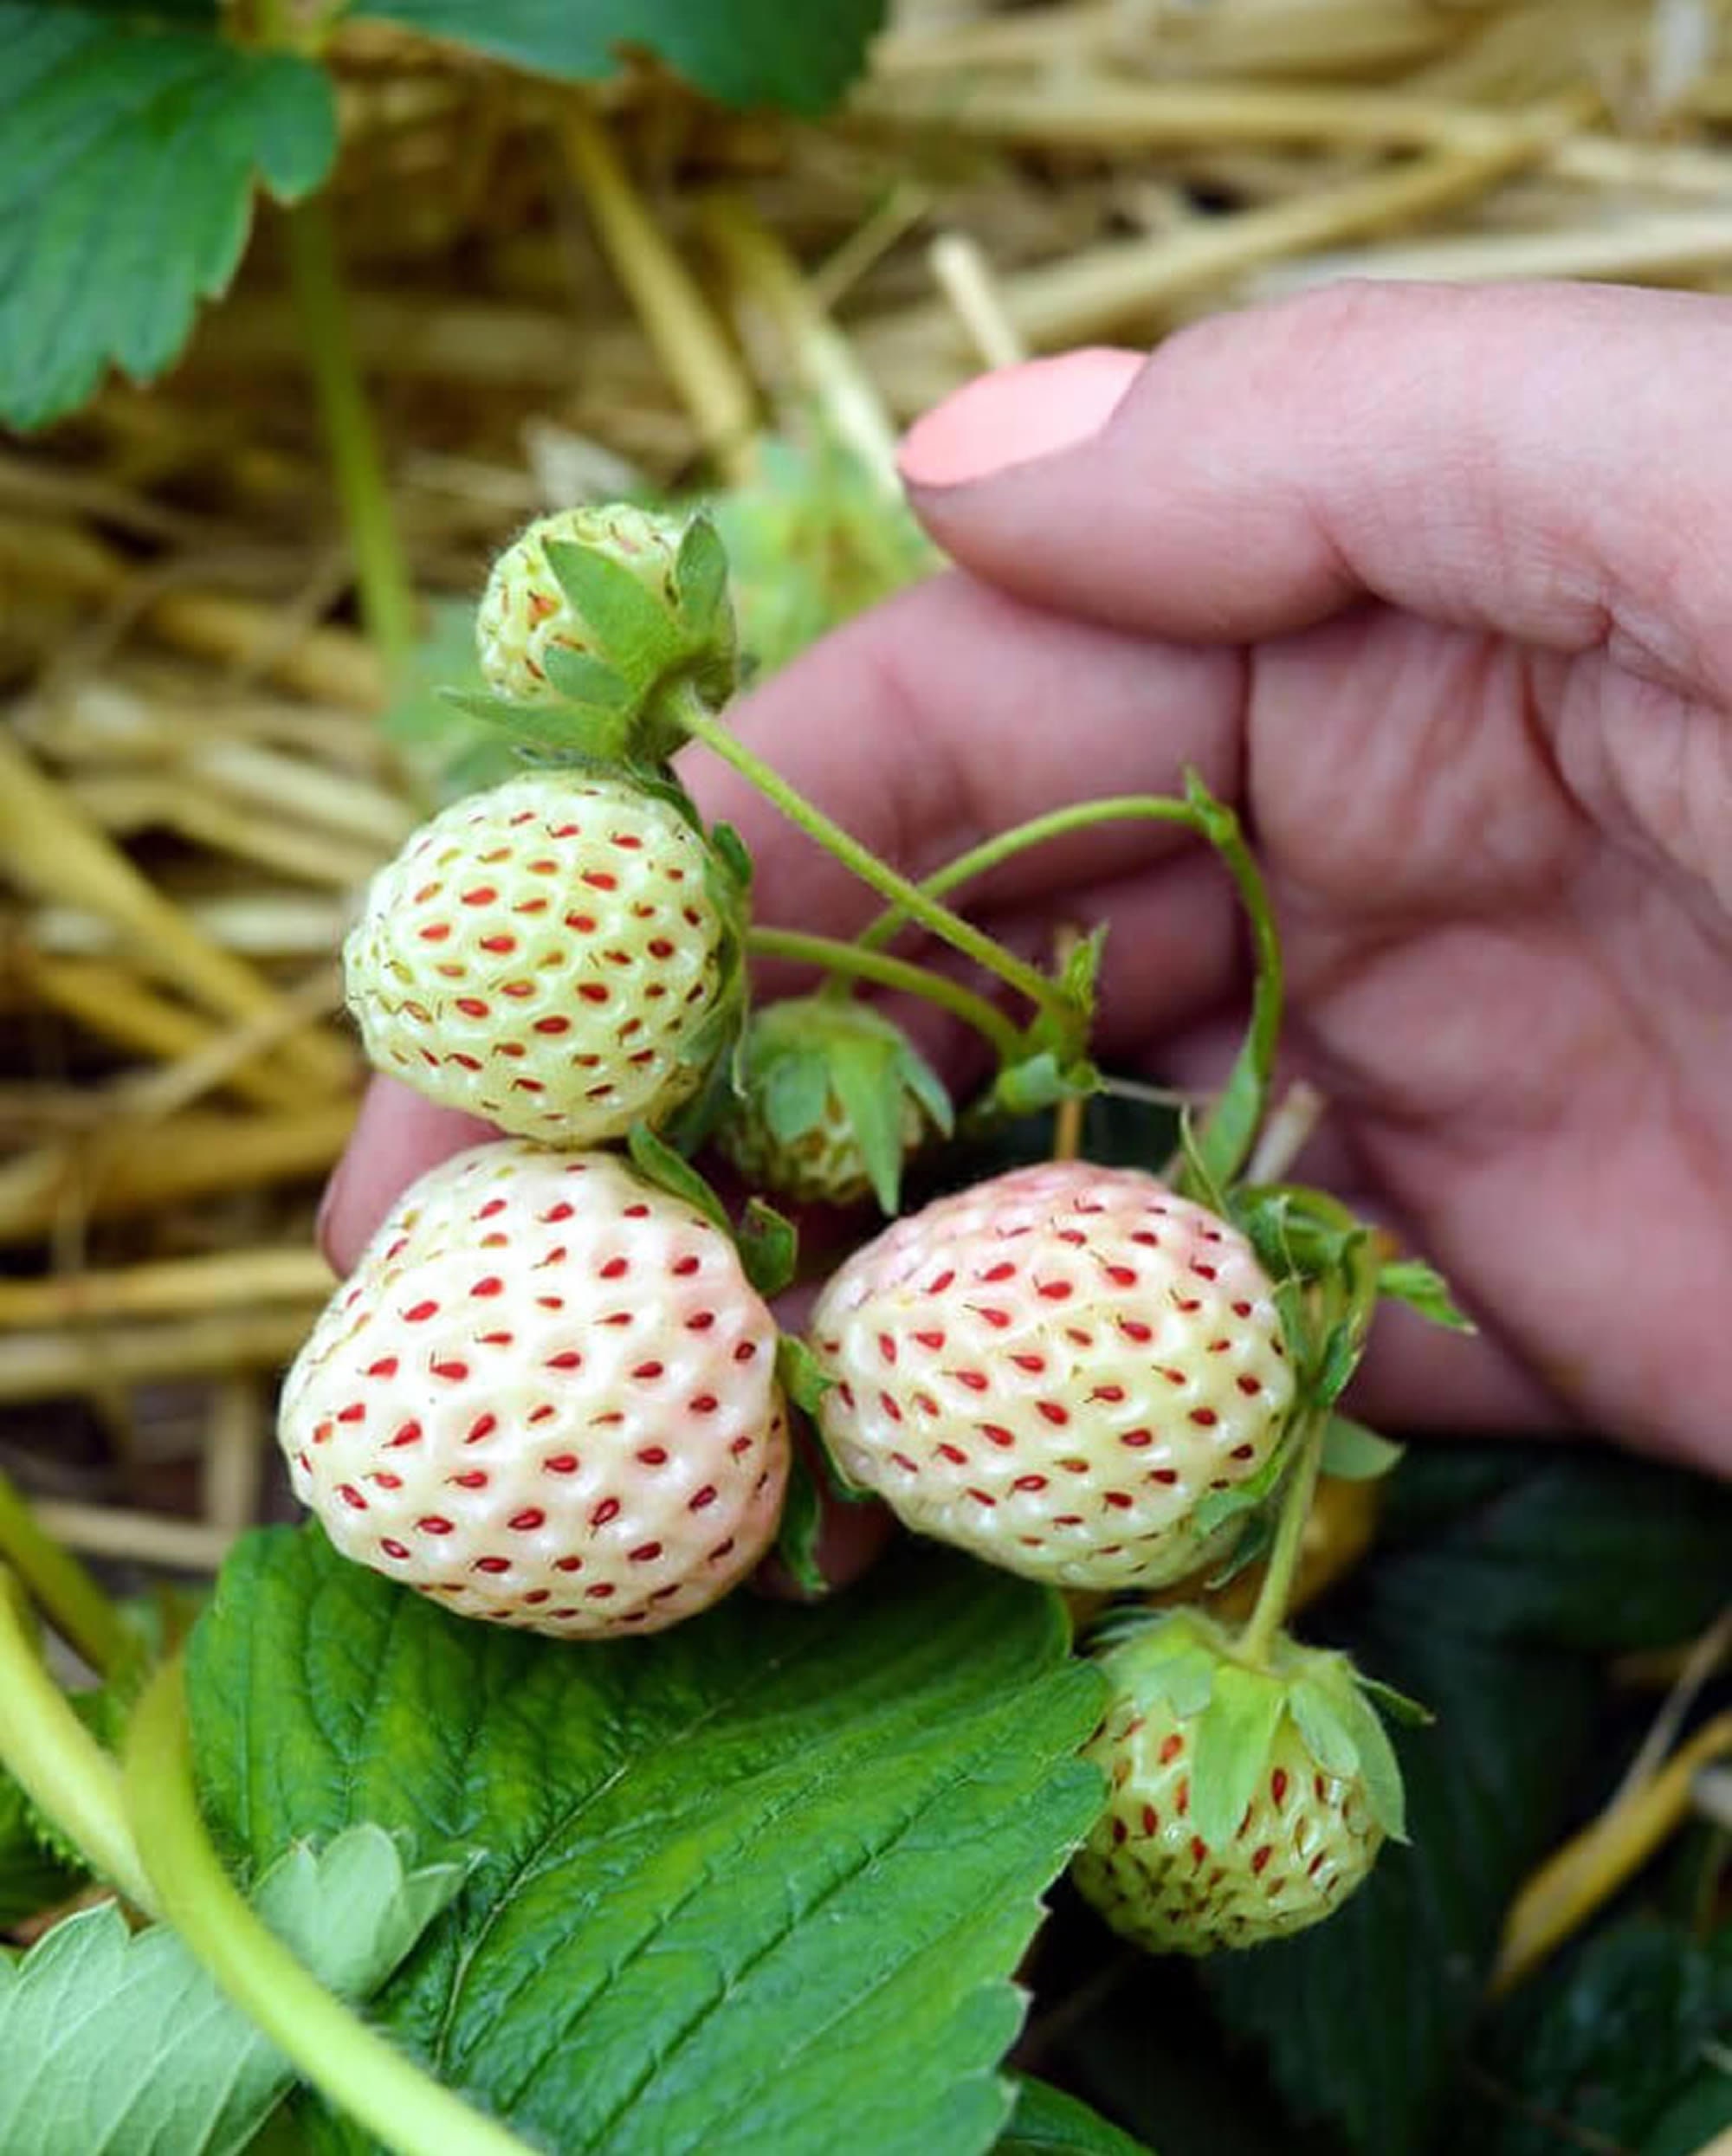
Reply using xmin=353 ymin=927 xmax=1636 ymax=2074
xmin=1089 ymin=1606 xmax=1420 ymax=1845
xmin=464 ymin=505 xmax=738 ymax=766
xmin=718 ymin=997 xmax=954 ymax=1213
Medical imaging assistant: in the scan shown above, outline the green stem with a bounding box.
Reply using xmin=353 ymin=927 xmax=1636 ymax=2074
xmin=0 ymin=1466 xmax=127 ymax=1676
xmin=670 ymin=688 xmax=1068 ymax=1023
xmin=746 ymin=926 xmax=1022 ymax=1058
xmin=123 ymin=1662 xmax=536 ymax=2156
xmin=1236 ymin=1410 xmax=1328 ymax=1670
xmin=282 ymin=197 xmax=417 ymax=678
xmin=0 ymin=1572 xmax=155 ymax=1912
xmin=850 ymin=796 xmax=1190 ymax=958
xmin=844 ymin=787 xmax=1283 ymax=1184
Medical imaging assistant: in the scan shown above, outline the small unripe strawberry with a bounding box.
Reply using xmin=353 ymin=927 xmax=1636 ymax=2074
xmin=279 ymin=1142 xmax=789 ymax=1638
xmin=476 ymin=504 xmax=736 ymax=715
xmin=344 ymin=771 xmax=734 ymax=1146
xmin=1072 ymin=1610 xmax=1399 ymax=1953
xmin=809 ymin=1161 xmax=1295 ymax=1590
xmin=718 ymin=998 xmax=952 ymax=1212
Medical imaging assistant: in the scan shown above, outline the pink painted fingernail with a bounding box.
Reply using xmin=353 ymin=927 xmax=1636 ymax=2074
xmin=897 ymin=348 xmax=1141 ymax=489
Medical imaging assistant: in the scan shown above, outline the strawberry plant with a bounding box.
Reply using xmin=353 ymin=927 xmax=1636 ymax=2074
xmin=1 ymin=502 xmax=1728 ymax=2154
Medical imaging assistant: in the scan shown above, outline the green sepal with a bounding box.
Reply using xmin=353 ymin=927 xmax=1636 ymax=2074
xmin=1379 ymin=1258 xmax=1475 ymax=1333
xmin=1332 ymin=1682 xmax=1409 ymax=1842
xmin=978 ymin=1050 xmax=1099 ymax=1120
xmin=1188 ymin=1419 xmax=1301 ymax=1537
xmin=537 ymin=649 xmax=635 ymax=710
xmin=1320 ymin=1415 xmax=1406 ymax=1482
xmin=738 ymin=1197 xmax=798 ymax=1300
xmin=1089 ymin=1612 xmax=1219 ymax=1718
xmin=437 ymin=684 xmax=634 ymax=765
xmin=625 ymin=1122 xmax=732 ymax=1236
xmin=776 ymin=1333 xmax=835 ymax=1418
xmin=827 ymin=1028 xmax=943 ymax=1213
xmin=1288 ymin=1676 xmax=1360 ymax=1782
xmin=1190 ymin=1663 xmax=1289 ymax=1847
xmin=707 ymin=819 xmax=755 ymax=900
xmin=762 ymin=1052 xmax=832 ymax=1144
xmin=545 ymin=536 xmax=683 ymax=687
xmin=1203 ymin=1506 xmax=1275 ymax=1590
xmin=1356 ymin=1675 xmax=1434 ymax=1728
xmin=772 ymin=1441 xmax=828 ymax=1599
xmin=671 ymin=514 xmax=736 ymax=707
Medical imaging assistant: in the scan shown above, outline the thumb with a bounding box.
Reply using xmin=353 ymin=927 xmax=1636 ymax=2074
xmin=897 ymin=281 xmax=1732 ymax=675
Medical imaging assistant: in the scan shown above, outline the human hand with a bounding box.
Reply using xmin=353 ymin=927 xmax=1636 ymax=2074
xmin=322 ymin=279 xmax=1732 ymax=1486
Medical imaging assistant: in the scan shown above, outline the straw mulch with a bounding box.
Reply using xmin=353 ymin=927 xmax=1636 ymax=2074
xmin=5 ymin=0 xmax=1732 ymax=1584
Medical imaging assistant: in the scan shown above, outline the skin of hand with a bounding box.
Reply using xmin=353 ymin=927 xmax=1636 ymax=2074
xmin=322 ymin=280 xmax=1732 ymax=1574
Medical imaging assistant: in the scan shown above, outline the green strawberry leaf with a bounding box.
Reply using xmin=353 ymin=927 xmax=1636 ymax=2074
xmin=0 ymin=8 xmax=337 ymax=429
xmin=706 ymin=818 xmax=755 ymax=902
xmin=998 ymin=2077 xmax=1155 ymax=2154
xmin=0 ymin=1824 xmax=465 ymax=2156
xmin=1188 ymin=1666 xmax=1288 ymax=1849
xmin=1378 ymin=1259 xmax=1474 ymax=1333
xmin=1320 ymin=1416 xmax=1406 ymax=1481
xmin=1377 ymin=1445 xmax=1732 ymax=1653
xmin=736 ymin=1194 xmax=798 ymax=1299
xmin=188 ymin=1527 xmax=1108 ymax=2156
xmin=1460 ymin=1918 xmax=1732 ymax=2156
xmin=354 ymin=0 xmax=889 ymax=115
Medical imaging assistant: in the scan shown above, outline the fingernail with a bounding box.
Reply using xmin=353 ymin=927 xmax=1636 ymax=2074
xmin=897 ymin=348 xmax=1141 ymax=489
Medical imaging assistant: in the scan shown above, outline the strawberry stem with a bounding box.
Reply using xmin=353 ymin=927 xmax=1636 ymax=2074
xmin=0 ymin=1465 xmax=128 ymax=1676
xmin=282 ymin=197 xmax=417 ymax=678
xmin=0 ymin=1572 xmax=156 ymax=1913
xmin=668 ymin=687 xmax=1069 ymax=1023
xmin=746 ymin=926 xmax=1021 ymax=1057
xmin=1236 ymin=1409 xmax=1328 ymax=1670
xmin=838 ymin=784 xmax=1283 ymax=1183
xmin=122 ymin=1662 xmax=539 ymax=2156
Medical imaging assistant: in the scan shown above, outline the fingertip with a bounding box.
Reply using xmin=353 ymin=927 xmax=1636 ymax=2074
xmin=316 ymin=1075 xmax=497 ymax=1276
xmin=897 ymin=348 xmax=1143 ymax=491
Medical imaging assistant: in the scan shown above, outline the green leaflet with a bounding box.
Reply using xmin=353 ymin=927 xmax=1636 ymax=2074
xmin=0 ymin=1825 xmax=464 ymax=2156
xmin=998 ymin=2078 xmax=1156 ymax=2155
xmin=356 ymin=0 xmax=887 ymax=115
xmin=1461 ymin=1919 xmax=1732 ymax=2156
xmin=0 ymin=1766 xmax=82 ymax=1928
xmin=0 ymin=9 xmax=336 ymax=429
xmin=188 ymin=1527 xmax=1107 ymax=2156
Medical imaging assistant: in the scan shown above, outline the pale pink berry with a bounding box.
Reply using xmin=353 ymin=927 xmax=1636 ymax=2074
xmin=279 ymin=1143 xmax=788 ymax=1638
xmin=343 ymin=772 xmax=726 ymax=1146
xmin=809 ymin=1161 xmax=1295 ymax=1590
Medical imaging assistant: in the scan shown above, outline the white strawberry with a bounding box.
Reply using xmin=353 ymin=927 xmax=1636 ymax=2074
xmin=279 ymin=1142 xmax=789 ymax=1638
xmin=807 ymin=1160 xmax=1295 ymax=1591
xmin=344 ymin=771 xmax=737 ymax=1147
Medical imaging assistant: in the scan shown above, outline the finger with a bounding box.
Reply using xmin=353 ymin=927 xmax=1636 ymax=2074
xmin=316 ymin=1076 xmax=496 ymax=1275
xmin=676 ymin=567 xmax=1245 ymax=939
xmin=901 ymin=282 xmax=1732 ymax=689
